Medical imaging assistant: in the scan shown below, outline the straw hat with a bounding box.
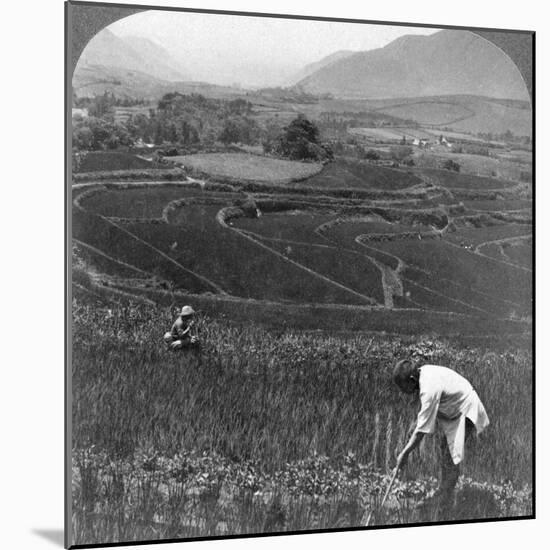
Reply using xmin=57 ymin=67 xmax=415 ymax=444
xmin=180 ymin=305 xmax=195 ymax=317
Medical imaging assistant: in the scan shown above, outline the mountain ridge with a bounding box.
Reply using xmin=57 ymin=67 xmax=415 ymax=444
xmin=295 ymin=30 xmax=529 ymax=101
xmin=75 ymin=28 xmax=189 ymax=83
xmin=286 ymin=50 xmax=356 ymax=86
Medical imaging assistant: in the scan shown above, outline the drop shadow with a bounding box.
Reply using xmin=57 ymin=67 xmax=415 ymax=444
xmin=32 ymin=529 xmax=65 ymax=547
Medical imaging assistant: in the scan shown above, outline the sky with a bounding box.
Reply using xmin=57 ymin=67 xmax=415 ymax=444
xmin=109 ymin=10 xmax=440 ymax=88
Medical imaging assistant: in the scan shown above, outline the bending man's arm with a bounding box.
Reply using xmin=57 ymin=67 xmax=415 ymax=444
xmin=395 ymin=384 xmax=440 ymax=471
xmin=396 ymin=431 xmax=425 ymax=471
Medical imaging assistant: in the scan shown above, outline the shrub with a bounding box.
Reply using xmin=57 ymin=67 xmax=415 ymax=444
xmin=235 ymin=198 xmax=260 ymax=218
xmin=365 ymin=149 xmax=380 ymax=161
xmin=443 ymin=159 xmax=461 ymax=172
xmin=157 ymin=147 xmax=180 ymax=157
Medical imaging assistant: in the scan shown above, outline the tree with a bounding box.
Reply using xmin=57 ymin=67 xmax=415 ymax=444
xmin=227 ymin=98 xmax=252 ymax=116
xmin=262 ymin=119 xmax=284 ymax=154
xmin=271 ymin=115 xmax=332 ymax=161
xmin=177 ymin=119 xmax=199 ymax=145
xmin=365 ymin=149 xmax=380 ymax=161
xmin=153 ymin=121 xmax=164 ymax=145
xmin=73 ymin=126 xmax=93 ymax=150
xmin=219 ymin=117 xmax=259 ymax=145
xmin=87 ymin=91 xmax=116 ymax=118
xmin=389 ymin=145 xmax=413 ymax=162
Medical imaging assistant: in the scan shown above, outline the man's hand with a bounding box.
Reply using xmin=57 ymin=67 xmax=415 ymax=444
xmin=396 ymin=450 xmax=409 ymax=471
xmin=395 ymin=431 xmax=424 ymax=471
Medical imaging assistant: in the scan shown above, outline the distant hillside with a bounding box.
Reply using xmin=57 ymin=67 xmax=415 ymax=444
xmin=296 ymin=30 xmax=529 ymax=101
xmin=286 ymin=50 xmax=356 ymax=86
xmin=75 ymin=28 xmax=188 ymax=82
xmin=73 ymin=63 xmax=242 ymax=101
xmin=73 ymin=64 xmax=169 ymax=99
xmin=121 ymin=35 xmax=190 ymax=81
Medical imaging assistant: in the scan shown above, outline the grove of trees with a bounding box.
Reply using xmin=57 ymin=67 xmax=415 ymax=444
xmin=72 ymin=93 xmax=333 ymax=164
xmin=72 ymin=93 xmax=259 ymax=151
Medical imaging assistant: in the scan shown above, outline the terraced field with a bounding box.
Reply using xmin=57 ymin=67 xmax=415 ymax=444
xmin=445 ymin=224 xmax=531 ymax=247
xmin=234 ymin=210 xmax=336 ymax=245
xmin=461 ymin=199 xmax=532 ymax=211
xmin=418 ymin=168 xmax=518 ymax=190
xmin=304 ymin=160 xmax=422 ymax=190
xmin=74 ymin=151 xmax=155 ymax=173
xmin=72 ymin=155 xmax=532 ymax=337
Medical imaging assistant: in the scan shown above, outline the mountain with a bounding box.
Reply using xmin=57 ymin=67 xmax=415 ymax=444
xmin=75 ymin=28 xmax=188 ymax=83
xmin=286 ymin=50 xmax=356 ymax=86
xmin=295 ymin=30 xmax=529 ymax=101
xmin=121 ymin=36 xmax=190 ymax=81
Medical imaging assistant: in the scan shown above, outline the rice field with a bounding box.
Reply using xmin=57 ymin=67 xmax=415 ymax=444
xmin=70 ymin=302 xmax=533 ymax=545
xmin=74 ymin=151 xmax=155 ymax=173
xmin=371 ymin=239 xmax=531 ymax=317
xmin=75 ymin=176 xmax=532 ymax=323
xmin=418 ymin=168 xmax=517 ymax=189
xmin=234 ymin=210 xmax=336 ymax=245
xmin=303 ymin=160 xmax=422 ymax=191
xmin=445 ymin=224 xmax=531 ymax=247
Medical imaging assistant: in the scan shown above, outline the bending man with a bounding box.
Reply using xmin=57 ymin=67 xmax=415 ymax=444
xmin=393 ymin=360 xmax=489 ymax=519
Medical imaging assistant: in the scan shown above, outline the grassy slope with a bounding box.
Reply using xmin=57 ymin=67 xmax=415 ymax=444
xmin=169 ymin=153 xmax=323 ymax=183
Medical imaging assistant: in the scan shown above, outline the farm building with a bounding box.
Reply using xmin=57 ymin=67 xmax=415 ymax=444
xmin=413 ymin=138 xmax=430 ymax=148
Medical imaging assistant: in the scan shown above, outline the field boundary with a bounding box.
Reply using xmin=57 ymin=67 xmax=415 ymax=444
xmin=216 ymin=207 xmax=380 ymax=306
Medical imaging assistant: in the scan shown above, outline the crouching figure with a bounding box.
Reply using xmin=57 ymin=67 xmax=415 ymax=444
xmin=164 ymin=305 xmax=200 ymax=350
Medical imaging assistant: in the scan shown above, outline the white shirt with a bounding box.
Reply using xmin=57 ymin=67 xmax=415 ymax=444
xmin=415 ymin=365 xmax=490 ymax=464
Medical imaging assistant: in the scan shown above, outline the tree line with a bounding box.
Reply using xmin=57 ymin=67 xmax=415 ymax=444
xmin=72 ymin=93 xmax=332 ymax=162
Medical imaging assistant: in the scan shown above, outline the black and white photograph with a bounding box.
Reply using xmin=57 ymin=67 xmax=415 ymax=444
xmin=66 ymin=1 xmax=533 ymax=547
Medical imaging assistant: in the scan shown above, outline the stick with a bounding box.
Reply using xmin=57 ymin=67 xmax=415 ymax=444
xmin=365 ymin=467 xmax=399 ymax=526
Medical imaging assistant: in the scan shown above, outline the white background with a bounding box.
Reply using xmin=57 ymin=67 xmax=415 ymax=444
xmin=1 ymin=0 xmax=546 ymax=548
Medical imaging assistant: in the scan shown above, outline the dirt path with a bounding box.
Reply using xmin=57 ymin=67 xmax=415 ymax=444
xmin=354 ymin=237 xmax=405 ymax=309
xmin=312 ymin=216 xmax=405 ymax=309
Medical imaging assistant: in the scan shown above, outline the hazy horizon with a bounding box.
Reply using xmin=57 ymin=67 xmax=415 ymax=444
xmin=106 ymin=11 xmax=439 ymax=88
